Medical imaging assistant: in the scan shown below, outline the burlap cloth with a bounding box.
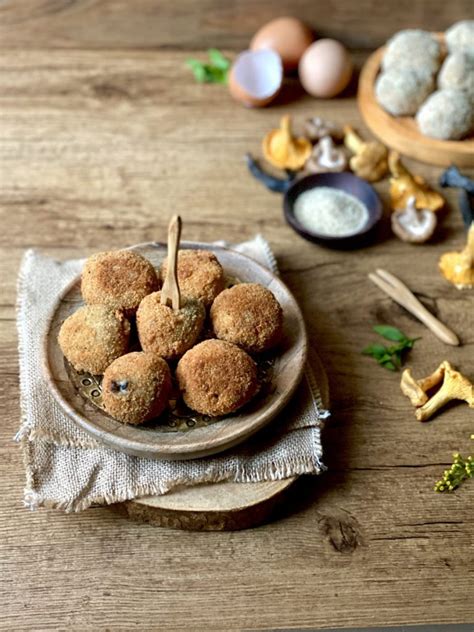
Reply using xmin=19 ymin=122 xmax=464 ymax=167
xmin=16 ymin=236 xmax=328 ymax=512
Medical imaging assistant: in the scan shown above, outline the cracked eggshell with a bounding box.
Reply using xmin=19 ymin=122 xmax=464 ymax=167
xmin=250 ymin=17 xmax=314 ymax=72
xmin=228 ymin=49 xmax=283 ymax=108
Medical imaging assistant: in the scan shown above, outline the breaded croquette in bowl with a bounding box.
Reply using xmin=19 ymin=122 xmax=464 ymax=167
xmin=160 ymin=249 xmax=225 ymax=307
xmin=58 ymin=304 xmax=130 ymax=375
xmin=210 ymin=283 xmax=283 ymax=353
xmin=136 ymin=291 xmax=205 ymax=360
xmin=176 ymin=339 xmax=258 ymax=416
xmin=102 ymin=352 xmax=172 ymax=425
xmin=81 ymin=250 xmax=159 ymax=315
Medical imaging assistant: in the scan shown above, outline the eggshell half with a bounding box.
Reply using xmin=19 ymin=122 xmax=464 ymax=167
xmin=250 ymin=17 xmax=314 ymax=72
xmin=229 ymin=49 xmax=283 ymax=107
xmin=299 ymin=39 xmax=353 ymax=98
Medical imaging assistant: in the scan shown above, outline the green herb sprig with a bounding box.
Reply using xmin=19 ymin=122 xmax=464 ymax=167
xmin=435 ymin=453 xmax=473 ymax=492
xmin=362 ymin=325 xmax=420 ymax=371
xmin=186 ymin=49 xmax=230 ymax=84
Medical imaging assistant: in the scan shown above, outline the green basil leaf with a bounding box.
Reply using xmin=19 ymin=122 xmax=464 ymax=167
xmin=380 ymin=360 xmax=397 ymax=371
xmin=208 ymin=48 xmax=230 ymax=70
xmin=373 ymin=325 xmax=407 ymax=342
xmin=362 ymin=343 xmax=387 ymax=358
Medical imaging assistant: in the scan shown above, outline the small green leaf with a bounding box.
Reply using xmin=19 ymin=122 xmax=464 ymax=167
xmin=380 ymin=360 xmax=397 ymax=371
xmin=362 ymin=343 xmax=387 ymax=358
xmin=373 ymin=325 xmax=407 ymax=342
xmin=208 ymin=48 xmax=230 ymax=70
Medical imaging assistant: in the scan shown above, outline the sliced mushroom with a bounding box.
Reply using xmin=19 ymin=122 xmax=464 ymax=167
xmin=305 ymin=136 xmax=347 ymax=174
xmin=262 ymin=115 xmax=312 ymax=171
xmin=389 ymin=151 xmax=445 ymax=212
xmin=343 ymin=125 xmax=388 ymax=182
xmin=304 ymin=117 xmax=343 ymax=142
xmin=391 ymin=195 xmax=437 ymax=243
xmin=439 ymin=223 xmax=474 ymax=289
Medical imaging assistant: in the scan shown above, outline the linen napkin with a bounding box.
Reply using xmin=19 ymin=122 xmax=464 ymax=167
xmin=16 ymin=236 xmax=328 ymax=512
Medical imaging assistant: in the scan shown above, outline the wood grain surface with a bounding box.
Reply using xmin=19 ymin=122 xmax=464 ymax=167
xmin=0 ymin=0 xmax=473 ymax=51
xmin=358 ymin=38 xmax=474 ymax=168
xmin=1 ymin=42 xmax=474 ymax=631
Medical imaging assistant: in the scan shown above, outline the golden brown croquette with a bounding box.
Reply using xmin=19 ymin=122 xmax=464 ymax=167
xmin=160 ymin=249 xmax=225 ymax=307
xmin=210 ymin=283 xmax=283 ymax=353
xmin=136 ymin=291 xmax=205 ymax=360
xmin=102 ymin=352 xmax=172 ymax=425
xmin=81 ymin=250 xmax=159 ymax=315
xmin=176 ymin=339 xmax=258 ymax=416
xmin=58 ymin=305 xmax=131 ymax=375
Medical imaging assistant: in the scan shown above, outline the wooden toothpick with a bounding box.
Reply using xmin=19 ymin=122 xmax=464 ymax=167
xmin=160 ymin=215 xmax=182 ymax=310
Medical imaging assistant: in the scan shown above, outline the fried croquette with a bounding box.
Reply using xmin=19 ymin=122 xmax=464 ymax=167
xmin=136 ymin=291 xmax=205 ymax=360
xmin=102 ymin=352 xmax=172 ymax=425
xmin=160 ymin=249 xmax=225 ymax=307
xmin=58 ymin=305 xmax=130 ymax=375
xmin=176 ymin=339 xmax=258 ymax=416
xmin=81 ymin=250 xmax=159 ymax=315
xmin=210 ymin=283 xmax=283 ymax=353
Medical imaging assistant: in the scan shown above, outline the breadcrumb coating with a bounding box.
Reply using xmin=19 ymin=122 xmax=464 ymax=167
xmin=136 ymin=291 xmax=205 ymax=360
xmin=102 ymin=352 xmax=171 ymax=425
xmin=58 ymin=304 xmax=130 ymax=375
xmin=445 ymin=20 xmax=474 ymax=57
xmin=376 ymin=68 xmax=434 ymax=116
xmin=176 ymin=339 xmax=258 ymax=416
xmin=81 ymin=250 xmax=159 ymax=315
xmin=416 ymin=88 xmax=473 ymax=140
xmin=210 ymin=283 xmax=283 ymax=353
xmin=382 ymin=30 xmax=441 ymax=74
xmin=160 ymin=249 xmax=225 ymax=307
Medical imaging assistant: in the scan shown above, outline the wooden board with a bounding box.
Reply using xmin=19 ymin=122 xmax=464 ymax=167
xmin=1 ymin=47 xmax=474 ymax=630
xmin=120 ymin=347 xmax=330 ymax=531
xmin=43 ymin=242 xmax=307 ymax=460
xmin=358 ymin=40 xmax=474 ymax=168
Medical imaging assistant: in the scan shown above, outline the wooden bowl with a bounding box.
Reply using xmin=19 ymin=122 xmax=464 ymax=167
xmin=358 ymin=35 xmax=474 ymax=168
xmin=43 ymin=242 xmax=307 ymax=460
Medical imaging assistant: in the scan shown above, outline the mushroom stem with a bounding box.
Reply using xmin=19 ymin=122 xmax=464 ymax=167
xmin=388 ymin=151 xmax=404 ymax=178
xmin=343 ymin=125 xmax=364 ymax=153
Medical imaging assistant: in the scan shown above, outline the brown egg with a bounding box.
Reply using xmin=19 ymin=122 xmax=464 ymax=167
xmin=228 ymin=49 xmax=283 ymax=107
xmin=250 ymin=17 xmax=314 ymax=72
xmin=299 ymin=39 xmax=353 ymax=98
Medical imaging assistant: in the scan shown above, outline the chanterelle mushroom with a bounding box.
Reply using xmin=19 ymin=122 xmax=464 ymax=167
xmin=439 ymin=223 xmax=474 ymax=289
xmin=391 ymin=195 xmax=437 ymax=243
xmin=305 ymin=136 xmax=347 ymax=174
xmin=262 ymin=115 xmax=312 ymax=171
xmin=389 ymin=151 xmax=445 ymax=212
xmin=304 ymin=117 xmax=343 ymax=142
xmin=343 ymin=125 xmax=388 ymax=182
xmin=401 ymin=361 xmax=474 ymax=422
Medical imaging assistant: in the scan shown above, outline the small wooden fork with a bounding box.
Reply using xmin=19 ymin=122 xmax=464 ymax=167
xmin=368 ymin=268 xmax=460 ymax=346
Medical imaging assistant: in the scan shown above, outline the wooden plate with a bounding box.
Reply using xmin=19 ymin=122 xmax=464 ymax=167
xmin=358 ymin=35 xmax=474 ymax=168
xmin=43 ymin=242 xmax=307 ymax=460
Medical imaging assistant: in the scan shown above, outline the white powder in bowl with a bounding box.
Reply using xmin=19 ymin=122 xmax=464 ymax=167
xmin=293 ymin=187 xmax=370 ymax=237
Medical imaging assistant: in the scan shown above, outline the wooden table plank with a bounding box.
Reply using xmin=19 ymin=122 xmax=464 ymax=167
xmin=0 ymin=49 xmax=473 ymax=630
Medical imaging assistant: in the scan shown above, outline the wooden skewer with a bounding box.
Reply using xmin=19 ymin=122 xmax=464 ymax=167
xmin=161 ymin=215 xmax=182 ymax=310
xmin=368 ymin=268 xmax=460 ymax=347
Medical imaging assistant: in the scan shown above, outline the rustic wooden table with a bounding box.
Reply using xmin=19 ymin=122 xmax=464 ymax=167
xmin=1 ymin=6 xmax=473 ymax=629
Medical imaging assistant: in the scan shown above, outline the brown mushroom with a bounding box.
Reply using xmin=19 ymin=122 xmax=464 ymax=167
xmin=401 ymin=361 xmax=474 ymax=422
xmin=439 ymin=223 xmax=474 ymax=289
xmin=262 ymin=115 xmax=312 ymax=171
xmin=305 ymin=136 xmax=347 ymax=174
xmin=391 ymin=195 xmax=437 ymax=243
xmin=343 ymin=125 xmax=388 ymax=182
xmin=304 ymin=117 xmax=343 ymax=142
xmin=389 ymin=151 xmax=445 ymax=212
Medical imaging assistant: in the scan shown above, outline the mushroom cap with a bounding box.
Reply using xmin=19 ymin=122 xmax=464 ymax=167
xmin=439 ymin=224 xmax=474 ymax=289
xmin=391 ymin=198 xmax=437 ymax=243
xmin=306 ymin=136 xmax=347 ymax=173
xmin=349 ymin=142 xmax=388 ymax=181
xmin=262 ymin=115 xmax=312 ymax=170
xmin=304 ymin=117 xmax=343 ymax=142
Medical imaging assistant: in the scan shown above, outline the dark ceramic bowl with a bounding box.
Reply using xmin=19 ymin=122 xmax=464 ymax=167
xmin=283 ymin=172 xmax=383 ymax=249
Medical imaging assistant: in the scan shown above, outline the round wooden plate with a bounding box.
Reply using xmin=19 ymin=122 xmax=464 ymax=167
xmin=358 ymin=35 xmax=474 ymax=168
xmin=43 ymin=242 xmax=307 ymax=460
xmin=120 ymin=348 xmax=329 ymax=531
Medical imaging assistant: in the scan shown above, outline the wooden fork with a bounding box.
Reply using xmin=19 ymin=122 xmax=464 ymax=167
xmin=368 ymin=268 xmax=460 ymax=346
xmin=161 ymin=215 xmax=182 ymax=310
